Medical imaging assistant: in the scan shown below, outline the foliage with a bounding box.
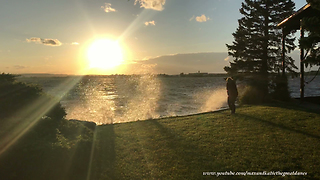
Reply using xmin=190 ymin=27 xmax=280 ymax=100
xmin=308 ymin=0 xmax=320 ymax=10
xmin=0 ymin=73 xmax=66 ymax=120
xmin=53 ymin=120 xmax=95 ymax=149
xmin=0 ymin=73 xmax=95 ymax=180
xmin=0 ymin=73 xmax=18 ymax=83
xmin=225 ymin=0 xmax=297 ymax=101
xmin=45 ymin=100 xmax=67 ymax=120
xmin=300 ymin=1 xmax=320 ymax=67
xmin=0 ymin=117 xmax=95 ymax=180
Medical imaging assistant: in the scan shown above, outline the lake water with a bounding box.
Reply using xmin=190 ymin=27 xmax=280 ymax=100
xmin=17 ymin=75 xmax=320 ymax=124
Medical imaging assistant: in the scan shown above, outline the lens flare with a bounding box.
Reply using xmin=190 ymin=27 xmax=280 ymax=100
xmin=87 ymin=39 xmax=124 ymax=70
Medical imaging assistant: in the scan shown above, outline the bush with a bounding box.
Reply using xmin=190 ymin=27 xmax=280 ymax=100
xmin=45 ymin=101 xmax=67 ymax=120
xmin=0 ymin=73 xmax=66 ymax=120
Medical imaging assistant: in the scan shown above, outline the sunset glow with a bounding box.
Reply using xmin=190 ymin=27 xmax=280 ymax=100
xmin=0 ymin=0 xmax=306 ymax=75
xmin=87 ymin=39 xmax=124 ymax=70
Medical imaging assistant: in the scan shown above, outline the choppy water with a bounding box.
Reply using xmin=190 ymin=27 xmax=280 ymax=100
xmin=17 ymin=75 xmax=320 ymax=124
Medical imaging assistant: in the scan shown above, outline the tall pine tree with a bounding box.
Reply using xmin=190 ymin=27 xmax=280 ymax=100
xmin=225 ymin=0 xmax=297 ymax=101
xmin=300 ymin=0 xmax=320 ymax=67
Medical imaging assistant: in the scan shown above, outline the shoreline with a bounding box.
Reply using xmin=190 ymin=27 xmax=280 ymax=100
xmin=67 ymin=107 xmax=231 ymax=125
xmin=67 ymin=96 xmax=320 ymax=125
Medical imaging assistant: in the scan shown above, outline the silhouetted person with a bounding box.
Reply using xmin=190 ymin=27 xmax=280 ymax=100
xmin=226 ymin=77 xmax=238 ymax=114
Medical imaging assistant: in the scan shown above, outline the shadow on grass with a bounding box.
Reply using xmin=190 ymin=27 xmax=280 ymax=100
xmin=88 ymin=124 xmax=115 ymax=180
xmin=263 ymin=100 xmax=320 ymax=114
xmin=143 ymin=120 xmax=238 ymax=180
xmin=238 ymin=113 xmax=320 ymax=140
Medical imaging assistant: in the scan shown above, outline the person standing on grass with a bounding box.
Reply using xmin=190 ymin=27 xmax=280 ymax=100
xmin=226 ymin=77 xmax=238 ymax=114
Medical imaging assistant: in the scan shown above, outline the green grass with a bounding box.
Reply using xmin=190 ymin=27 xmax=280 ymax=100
xmin=1 ymin=103 xmax=320 ymax=180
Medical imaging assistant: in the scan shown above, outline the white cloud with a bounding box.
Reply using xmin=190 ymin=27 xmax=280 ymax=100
xmin=145 ymin=20 xmax=155 ymax=26
xmin=130 ymin=52 xmax=229 ymax=74
xmin=26 ymin=37 xmax=62 ymax=46
xmin=101 ymin=3 xmax=117 ymax=13
xmin=14 ymin=65 xmax=27 ymax=69
xmin=26 ymin=37 xmax=41 ymax=43
xmin=134 ymin=0 xmax=166 ymax=11
xmin=189 ymin=15 xmax=195 ymax=21
xmin=0 ymin=50 xmax=11 ymax=53
xmin=195 ymin=14 xmax=210 ymax=22
xmin=44 ymin=56 xmax=53 ymax=61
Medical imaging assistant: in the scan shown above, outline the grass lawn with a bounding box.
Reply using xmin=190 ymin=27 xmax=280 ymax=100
xmin=1 ymin=103 xmax=320 ymax=180
xmin=89 ymin=104 xmax=320 ymax=180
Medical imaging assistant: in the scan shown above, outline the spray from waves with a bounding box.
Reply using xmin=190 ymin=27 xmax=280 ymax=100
xmin=65 ymin=78 xmax=118 ymax=125
xmin=193 ymin=88 xmax=228 ymax=113
xmin=65 ymin=75 xmax=161 ymax=125
xmin=113 ymin=64 xmax=161 ymax=123
xmin=65 ymin=73 xmax=228 ymax=124
xmin=115 ymin=74 xmax=161 ymax=123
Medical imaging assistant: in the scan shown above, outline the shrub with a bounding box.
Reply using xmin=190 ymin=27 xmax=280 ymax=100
xmin=45 ymin=99 xmax=67 ymax=120
xmin=0 ymin=73 xmax=66 ymax=120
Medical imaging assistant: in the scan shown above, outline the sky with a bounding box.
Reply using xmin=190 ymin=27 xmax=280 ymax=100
xmin=0 ymin=0 xmax=308 ymax=75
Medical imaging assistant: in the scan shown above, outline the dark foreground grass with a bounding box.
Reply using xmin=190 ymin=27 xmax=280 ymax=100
xmin=0 ymin=118 xmax=95 ymax=180
xmin=1 ymin=103 xmax=320 ymax=180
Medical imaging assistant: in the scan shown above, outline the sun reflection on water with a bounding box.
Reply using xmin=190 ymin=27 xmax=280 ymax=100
xmin=65 ymin=74 xmax=161 ymax=125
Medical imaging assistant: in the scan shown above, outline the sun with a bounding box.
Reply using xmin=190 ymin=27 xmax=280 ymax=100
xmin=87 ymin=39 xmax=124 ymax=69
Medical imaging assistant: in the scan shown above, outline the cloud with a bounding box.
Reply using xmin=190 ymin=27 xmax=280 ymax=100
xmin=128 ymin=52 xmax=229 ymax=74
xmin=101 ymin=3 xmax=117 ymax=12
xmin=145 ymin=20 xmax=155 ymax=26
xmin=14 ymin=65 xmax=27 ymax=69
xmin=134 ymin=0 xmax=166 ymax=11
xmin=26 ymin=37 xmax=62 ymax=46
xmin=44 ymin=56 xmax=53 ymax=61
xmin=189 ymin=15 xmax=195 ymax=21
xmin=71 ymin=42 xmax=79 ymax=45
xmin=42 ymin=39 xmax=62 ymax=46
xmin=195 ymin=14 xmax=210 ymax=22
xmin=224 ymin=56 xmax=231 ymax=61
xmin=0 ymin=50 xmax=11 ymax=53
xmin=26 ymin=37 xmax=43 ymax=44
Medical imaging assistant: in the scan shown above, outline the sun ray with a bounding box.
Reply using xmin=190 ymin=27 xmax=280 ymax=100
xmin=119 ymin=9 xmax=158 ymax=41
xmin=0 ymin=76 xmax=84 ymax=156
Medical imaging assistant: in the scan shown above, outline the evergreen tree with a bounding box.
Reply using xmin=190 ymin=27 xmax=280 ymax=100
xmin=300 ymin=0 xmax=320 ymax=67
xmin=225 ymin=0 xmax=297 ymax=101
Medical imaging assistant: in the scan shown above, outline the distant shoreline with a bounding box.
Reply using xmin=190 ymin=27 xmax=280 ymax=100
xmin=16 ymin=70 xmax=319 ymax=78
xmin=17 ymin=73 xmax=228 ymax=78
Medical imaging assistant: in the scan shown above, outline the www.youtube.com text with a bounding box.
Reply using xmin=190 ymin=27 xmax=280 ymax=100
xmin=203 ymin=171 xmax=307 ymax=177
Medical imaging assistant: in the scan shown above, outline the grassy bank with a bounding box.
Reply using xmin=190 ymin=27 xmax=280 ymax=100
xmin=1 ymin=103 xmax=320 ymax=179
